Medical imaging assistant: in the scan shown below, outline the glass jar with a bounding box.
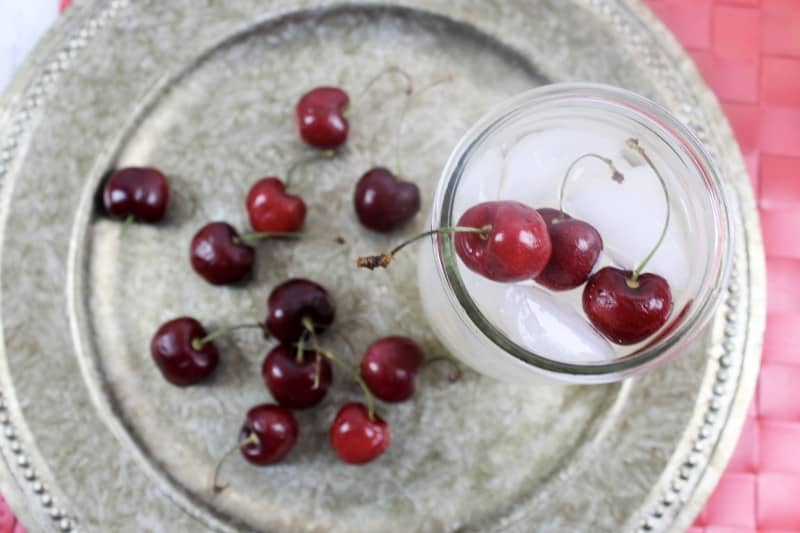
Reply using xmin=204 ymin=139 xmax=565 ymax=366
xmin=417 ymin=83 xmax=734 ymax=384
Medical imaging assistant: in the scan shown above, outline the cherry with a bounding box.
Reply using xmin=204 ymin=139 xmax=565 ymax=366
xmin=534 ymin=208 xmax=603 ymax=291
xmin=262 ymin=344 xmax=332 ymax=409
xmin=455 ymin=201 xmax=552 ymax=282
xmin=360 ymin=336 xmax=423 ymax=402
xmin=580 ymin=139 xmax=675 ymax=345
xmin=329 ymin=402 xmax=391 ymax=465
xmin=103 ymin=166 xmax=170 ymax=222
xmin=246 ymin=178 xmax=307 ymax=233
xmin=353 ymin=167 xmax=421 ymax=232
xmin=150 ymin=317 xmax=219 ymax=386
xmin=265 ymin=278 xmax=335 ymax=343
xmin=239 ymin=404 xmax=299 ymax=465
xmin=190 ymin=222 xmax=255 ymax=285
xmin=296 ymin=87 xmax=349 ymax=149
xmin=583 ymin=267 xmax=673 ymax=345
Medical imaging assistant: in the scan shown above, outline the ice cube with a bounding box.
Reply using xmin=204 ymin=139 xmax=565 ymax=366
xmin=462 ymin=269 xmax=615 ymax=364
xmin=499 ymin=127 xmax=623 ymax=209
xmin=452 ymin=146 xmax=504 ymax=218
xmin=565 ymin=164 xmax=690 ymax=293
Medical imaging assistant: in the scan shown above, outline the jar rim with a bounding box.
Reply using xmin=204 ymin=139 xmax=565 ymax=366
xmin=429 ymin=83 xmax=734 ymax=379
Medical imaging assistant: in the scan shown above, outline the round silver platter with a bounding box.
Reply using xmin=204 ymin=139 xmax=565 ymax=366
xmin=0 ymin=1 xmax=765 ymax=532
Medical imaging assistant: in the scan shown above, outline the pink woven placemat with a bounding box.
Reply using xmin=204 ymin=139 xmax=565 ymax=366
xmin=1 ymin=1 xmax=796 ymax=531
xmin=643 ymin=1 xmax=800 ymax=532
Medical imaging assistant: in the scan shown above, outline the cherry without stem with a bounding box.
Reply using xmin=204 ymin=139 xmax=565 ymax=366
xmin=329 ymin=402 xmax=392 ymax=465
xmin=190 ymin=222 xmax=255 ymax=285
xmin=150 ymin=317 xmax=219 ymax=386
xmin=246 ymin=178 xmax=307 ymax=233
xmin=295 ymin=87 xmax=350 ymax=149
xmin=360 ymin=336 xmax=423 ymax=402
xmin=265 ymin=278 xmax=335 ymax=343
xmin=354 ymin=167 xmax=421 ymax=232
xmin=103 ymin=166 xmax=170 ymax=223
xmin=262 ymin=344 xmax=332 ymax=409
xmin=534 ymin=208 xmax=603 ymax=291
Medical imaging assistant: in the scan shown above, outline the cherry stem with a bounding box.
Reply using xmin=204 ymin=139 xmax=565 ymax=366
xmin=392 ymin=74 xmax=454 ymax=176
xmin=312 ymin=352 xmax=323 ymax=390
xmin=295 ymin=331 xmax=308 ymax=363
xmin=356 ymin=65 xmax=414 ymax=101
xmin=122 ymin=213 xmax=135 ymax=229
xmin=325 ymin=329 xmax=358 ymax=365
xmin=347 ymin=66 xmax=413 ymax=123
xmin=235 ymin=231 xmax=347 ymax=246
xmin=558 ymin=153 xmax=624 ymax=218
xmin=211 ymin=432 xmax=259 ymax=494
xmin=423 ymin=356 xmax=463 ymax=383
xmin=302 ymin=318 xmax=376 ymax=421
xmin=625 ymin=138 xmax=670 ymax=286
xmin=192 ymin=324 xmax=265 ymax=350
xmin=356 ymin=225 xmax=491 ymax=270
xmin=284 ymin=150 xmax=335 ymax=190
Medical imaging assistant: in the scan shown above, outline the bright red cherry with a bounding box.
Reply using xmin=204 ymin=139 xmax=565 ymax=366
xmin=262 ymin=345 xmax=332 ymax=409
xmin=360 ymin=336 xmax=423 ymax=402
xmin=246 ymin=177 xmax=307 ymax=233
xmin=295 ymin=87 xmax=349 ymax=149
xmin=190 ymin=222 xmax=255 ymax=285
xmin=150 ymin=317 xmax=219 ymax=386
xmin=534 ymin=208 xmax=603 ymax=291
xmin=454 ymin=201 xmax=551 ymax=282
xmin=582 ymin=267 xmax=673 ymax=345
xmin=329 ymin=403 xmax=391 ymax=465
xmin=103 ymin=166 xmax=170 ymax=222
xmin=354 ymin=167 xmax=420 ymax=232
xmin=265 ymin=278 xmax=335 ymax=343
xmin=239 ymin=404 xmax=299 ymax=465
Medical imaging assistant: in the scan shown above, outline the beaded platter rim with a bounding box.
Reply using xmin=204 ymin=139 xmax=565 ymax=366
xmin=0 ymin=0 xmax=765 ymax=532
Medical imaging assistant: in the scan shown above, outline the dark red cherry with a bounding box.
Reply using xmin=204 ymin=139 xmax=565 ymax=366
xmin=262 ymin=345 xmax=332 ymax=409
xmin=353 ymin=167 xmax=421 ymax=232
xmin=582 ymin=267 xmax=673 ymax=345
xmin=246 ymin=178 xmax=307 ymax=233
xmin=295 ymin=87 xmax=349 ymax=149
xmin=265 ymin=278 xmax=335 ymax=343
xmin=103 ymin=166 xmax=170 ymax=222
xmin=360 ymin=336 xmax=423 ymax=402
xmin=150 ymin=317 xmax=219 ymax=386
xmin=455 ymin=201 xmax=551 ymax=282
xmin=190 ymin=222 xmax=255 ymax=285
xmin=534 ymin=208 xmax=603 ymax=291
xmin=329 ymin=403 xmax=391 ymax=465
xmin=239 ymin=404 xmax=299 ymax=465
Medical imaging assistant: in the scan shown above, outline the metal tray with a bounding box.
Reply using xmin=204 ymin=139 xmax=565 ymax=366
xmin=0 ymin=1 xmax=765 ymax=531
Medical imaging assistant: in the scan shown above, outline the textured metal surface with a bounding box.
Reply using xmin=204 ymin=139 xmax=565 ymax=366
xmin=0 ymin=1 xmax=764 ymax=532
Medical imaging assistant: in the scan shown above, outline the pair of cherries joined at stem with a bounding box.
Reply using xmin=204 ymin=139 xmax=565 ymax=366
xmin=150 ymin=278 xmax=334 ymax=387
xmin=359 ymin=138 xmax=674 ymax=346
